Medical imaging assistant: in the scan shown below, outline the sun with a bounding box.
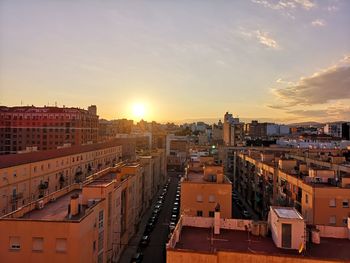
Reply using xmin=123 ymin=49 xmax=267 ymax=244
xmin=132 ymin=103 xmax=146 ymax=119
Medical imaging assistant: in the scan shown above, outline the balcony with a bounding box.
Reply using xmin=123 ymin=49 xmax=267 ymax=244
xmin=11 ymin=192 xmax=24 ymax=203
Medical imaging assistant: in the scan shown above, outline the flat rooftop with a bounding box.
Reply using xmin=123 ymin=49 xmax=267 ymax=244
xmin=185 ymin=172 xmax=230 ymax=184
xmin=86 ymin=171 xmax=117 ymax=187
xmin=175 ymin=226 xmax=350 ymax=261
xmin=19 ymin=189 xmax=86 ymax=221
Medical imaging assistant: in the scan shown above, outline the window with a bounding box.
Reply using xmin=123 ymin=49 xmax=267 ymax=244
xmin=197 ymin=210 xmax=203 ymax=217
xmin=98 ymin=253 xmax=103 ymax=263
xmin=32 ymin=237 xmax=44 ymax=252
xmin=342 ymin=199 xmax=349 ymax=208
xmin=98 ymin=231 xmax=104 ymax=251
xmin=208 ymin=195 xmax=216 ymax=203
xmin=9 ymin=236 xmax=21 ymax=250
xmin=209 ymin=211 xmax=215 ymax=217
xmin=56 ymin=238 xmax=67 ymax=253
xmin=329 ymin=198 xmax=336 ymax=207
xmin=305 ymin=194 xmax=308 ymax=204
xmin=329 ymin=215 xmax=336 ymax=225
xmin=196 ymin=195 xmax=203 ymax=202
xmin=98 ymin=210 xmax=104 ymax=229
xmin=93 ymin=241 xmax=96 ymax=252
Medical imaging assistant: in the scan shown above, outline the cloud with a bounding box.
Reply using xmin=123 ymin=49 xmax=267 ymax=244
xmin=256 ymin=30 xmax=279 ymax=48
xmin=251 ymin=0 xmax=315 ymax=10
xmin=240 ymin=29 xmax=280 ymax=49
xmin=311 ymin=19 xmax=326 ymax=27
xmin=271 ymin=56 xmax=350 ymax=106
xmin=286 ymin=106 xmax=350 ymax=119
xmin=268 ymin=55 xmax=350 ymax=120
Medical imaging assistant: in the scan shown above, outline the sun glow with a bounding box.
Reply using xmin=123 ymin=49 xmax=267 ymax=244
xmin=132 ymin=103 xmax=146 ymax=120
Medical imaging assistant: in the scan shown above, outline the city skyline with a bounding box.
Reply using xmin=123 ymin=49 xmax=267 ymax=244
xmin=0 ymin=0 xmax=349 ymax=123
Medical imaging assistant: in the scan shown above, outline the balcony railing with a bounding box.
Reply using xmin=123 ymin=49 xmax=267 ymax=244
xmin=11 ymin=192 xmax=24 ymax=203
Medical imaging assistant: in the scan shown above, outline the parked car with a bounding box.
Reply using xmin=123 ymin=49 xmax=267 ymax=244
xmin=155 ymin=204 xmax=161 ymax=210
xmin=145 ymin=222 xmax=154 ymax=233
xmin=130 ymin=252 xmax=143 ymax=263
xmin=152 ymin=208 xmax=160 ymax=216
xmin=171 ymin=214 xmax=177 ymax=222
xmin=172 ymin=207 xmax=179 ymax=214
xmin=173 ymin=201 xmax=179 ymax=207
xmin=140 ymin=235 xmax=150 ymax=247
xmin=149 ymin=215 xmax=158 ymax=223
xmin=169 ymin=221 xmax=176 ymax=229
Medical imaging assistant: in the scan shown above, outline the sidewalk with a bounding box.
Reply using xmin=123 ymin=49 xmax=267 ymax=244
xmin=118 ymin=189 xmax=162 ymax=262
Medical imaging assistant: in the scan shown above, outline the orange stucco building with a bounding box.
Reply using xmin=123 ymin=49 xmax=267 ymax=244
xmin=180 ymin=158 xmax=232 ymax=219
xmin=0 ymin=141 xmax=123 ymax=216
xmin=0 ymin=162 xmax=146 ymax=263
xmin=235 ymin=150 xmax=350 ymax=227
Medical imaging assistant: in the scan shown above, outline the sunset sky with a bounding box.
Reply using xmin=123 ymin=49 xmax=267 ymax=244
xmin=0 ymin=0 xmax=349 ymax=123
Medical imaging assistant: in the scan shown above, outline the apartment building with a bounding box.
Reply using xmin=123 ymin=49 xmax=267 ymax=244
xmin=167 ymin=208 xmax=350 ymax=263
xmin=0 ymin=105 xmax=99 ymax=154
xmin=235 ymin=150 xmax=350 ymax=226
xmin=166 ymin=135 xmax=188 ymax=171
xmin=139 ymin=148 xmax=167 ymax=205
xmin=324 ymin=122 xmax=350 ymax=140
xmin=180 ymin=158 xmax=232 ymax=219
xmin=0 ymin=141 xmax=123 ymax=216
xmin=223 ymin=112 xmax=244 ymax=146
xmin=0 ymin=162 xmax=145 ymax=263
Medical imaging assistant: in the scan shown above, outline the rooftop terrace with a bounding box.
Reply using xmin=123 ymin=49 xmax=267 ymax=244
xmin=86 ymin=171 xmax=117 ymax=187
xmin=174 ymin=226 xmax=350 ymax=261
xmin=19 ymin=189 xmax=88 ymax=221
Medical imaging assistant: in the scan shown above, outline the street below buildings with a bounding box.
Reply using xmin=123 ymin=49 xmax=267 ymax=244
xmin=141 ymin=172 xmax=179 ymax=263
xmin=119 ymin=172 xmax=180 ymax=263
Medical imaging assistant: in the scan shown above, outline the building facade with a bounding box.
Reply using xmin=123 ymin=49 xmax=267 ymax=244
xmin=0 ymin=105 xmax=99 ymax=154
xmin=181 ymin=159 xmax=232 ymax=219
xmin=223 ymin=112 xmax=244 ymax=146
xmin=0 ymin=161 xmax=148 ymax=263
xmin=235 ymin=149 xmax=350 ymax=226
xmin=0 ymin=141 xmax=123 ymax=216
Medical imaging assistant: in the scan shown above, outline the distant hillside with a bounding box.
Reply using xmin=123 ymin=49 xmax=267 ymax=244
xmin=287 ymin=122 xmax=323 ymax=127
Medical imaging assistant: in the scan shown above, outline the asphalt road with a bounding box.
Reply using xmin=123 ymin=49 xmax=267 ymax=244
xmin=141 ymin=172 xmax=180 ymax=263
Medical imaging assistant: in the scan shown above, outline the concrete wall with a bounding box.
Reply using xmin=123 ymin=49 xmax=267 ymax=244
xmin=316 ymin=225 xmax=349 ymax=239
xmin=167 ymin=249 xmax=337 ymax=263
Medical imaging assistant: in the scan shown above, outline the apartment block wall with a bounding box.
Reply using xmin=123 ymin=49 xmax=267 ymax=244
xmin=0 ymin=201 xmax=104 ymax=263
xmin=181 ymin=182 xmax=232 ymax=218
xmin=0 ymin=145 xmax=122 ymax=216
xmin=235 ymin=151 xmax=350 ymax=227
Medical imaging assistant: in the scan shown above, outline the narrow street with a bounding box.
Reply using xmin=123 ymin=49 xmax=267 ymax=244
xmin=142 ymin=172 xmax=179 ymax=263
xmin=119 ymin=172 xmax=180 ymax=263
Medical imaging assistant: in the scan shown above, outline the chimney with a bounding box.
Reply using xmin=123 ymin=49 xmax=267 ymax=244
xmin=69 ymin=193 xmax=80 ymax=217
xmin=214 ymin=203 xmax=221 ymax=235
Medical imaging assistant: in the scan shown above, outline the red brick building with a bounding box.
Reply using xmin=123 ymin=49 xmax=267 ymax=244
xmin=0 ymin=105 xmax=98 ymax=154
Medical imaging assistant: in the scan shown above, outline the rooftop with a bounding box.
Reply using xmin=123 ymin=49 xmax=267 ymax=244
xmin=18 ymin=189 xmax=89 ymax=221
xmin=174 ymin=226 xmax=350 ymax=261
xmin=184 ymin=172 xmax=230 ymax=184
xmin=86 ymin=171 xmax=117 ymax=187
xmin=272 ymin=207 xmax=303 ymax=220
xmin=0 ymin=140 xmax=121 ymax=169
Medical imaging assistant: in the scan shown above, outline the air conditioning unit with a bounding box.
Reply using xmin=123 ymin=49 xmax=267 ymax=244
xmin=37 ymin=200 xmax=44 ymax=210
